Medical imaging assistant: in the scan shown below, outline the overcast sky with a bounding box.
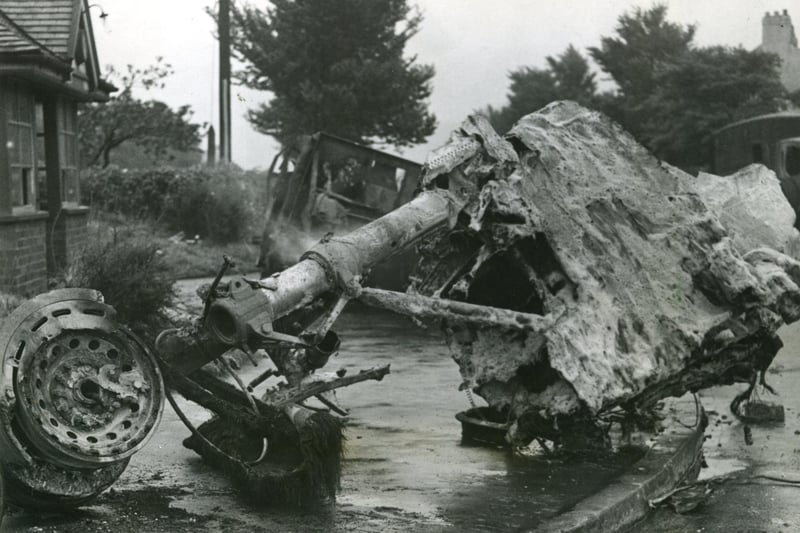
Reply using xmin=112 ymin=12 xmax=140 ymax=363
xmin=91 ymin=1 xmax=795 ymax=169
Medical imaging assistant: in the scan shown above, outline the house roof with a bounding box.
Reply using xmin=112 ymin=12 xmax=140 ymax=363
xmin=0 ymin=0 xmax=112 ymax=100
xmin=0 ymin=8 xmax=50 ymax=54
xmin=0 ymin=0 xmax=76 ymax=57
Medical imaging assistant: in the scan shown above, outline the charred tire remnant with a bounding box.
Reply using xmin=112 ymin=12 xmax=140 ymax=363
xmin=182 ymin=409 xmax=344 ymax=506
xmin=0 ymin=289 xmax=164 ymax=509
xmin=166 ymin=367 xmax=345 ymax=506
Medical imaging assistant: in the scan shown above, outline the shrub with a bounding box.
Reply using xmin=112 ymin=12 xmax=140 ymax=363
xmin=81 ymin=166 xmax=265 ymax=243
xmin=61 ymin=229 xmax=176 ymax=341
xmin=81 ymin=166 xmax=175 ymax=219
xmin=0 ymin=291 xmax=23 ymax=319
xmin=206 ymin=177 xmax=256 ymax=243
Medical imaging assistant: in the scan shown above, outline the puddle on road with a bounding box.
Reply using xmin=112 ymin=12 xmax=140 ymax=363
xmin=699 ymin=456 xmax=748 ymax=480
xmin=146 ymin=296 xmax=658 ymax=531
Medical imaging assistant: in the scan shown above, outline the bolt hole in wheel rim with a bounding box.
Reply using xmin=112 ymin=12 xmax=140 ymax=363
xmin=0 ymin=289 xmax=165 ymax=473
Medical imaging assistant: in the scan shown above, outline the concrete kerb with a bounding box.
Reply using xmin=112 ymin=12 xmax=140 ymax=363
xmin=530 ymin=396 xmax=708 ymax=533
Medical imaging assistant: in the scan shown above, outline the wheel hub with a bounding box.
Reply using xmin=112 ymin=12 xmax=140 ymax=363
xmin=1 ymin=289 xmax=164 ymax=472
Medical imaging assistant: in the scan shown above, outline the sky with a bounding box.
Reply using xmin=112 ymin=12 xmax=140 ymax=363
xmin=90 ymin=1 xmax=797 ymax=169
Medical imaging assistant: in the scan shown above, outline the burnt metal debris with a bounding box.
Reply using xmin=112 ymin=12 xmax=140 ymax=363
xmin=3 ymin=101 xmax=800 ymax=511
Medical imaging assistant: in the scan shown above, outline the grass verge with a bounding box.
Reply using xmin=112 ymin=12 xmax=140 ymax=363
xmin=87 ymin=213 xmax=261 ymax=280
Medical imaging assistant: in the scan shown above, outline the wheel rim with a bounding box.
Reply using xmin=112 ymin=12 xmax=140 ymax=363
xmin=1 ymin=289 xmax=164 ymax=471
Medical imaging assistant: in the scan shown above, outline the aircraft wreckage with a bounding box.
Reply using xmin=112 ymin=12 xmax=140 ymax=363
xmin=2 ymin=101 xmax=800 ymax=512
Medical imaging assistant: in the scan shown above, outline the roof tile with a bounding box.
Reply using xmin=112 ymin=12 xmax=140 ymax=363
xmin=0 ymin=0 xmax=76 ymax=56
xmin=0 ymin=11 xmax=47 ymax=54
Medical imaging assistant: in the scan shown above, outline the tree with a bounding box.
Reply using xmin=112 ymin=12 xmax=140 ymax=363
xmin=590 ymin=5 xmax=695 ymax=102
xmin=79 ymin=60 xmax=202 ymax=168
xmin=640 ymin=46 xmax=787 ymax=170
xmin=229 ymin=0 xmax=436 ymax=146
xmin=484 ymin=68 xmax=558 ymax=133
xmin=589 ymin=4 xmax=695 ymax=138
xmin=485 ymin=45 xmax=597 ymax=133
xmin=590 ymin=4 xmax=788 ymax=172
xmin=546 ymin=45 xmax=598 ymax=102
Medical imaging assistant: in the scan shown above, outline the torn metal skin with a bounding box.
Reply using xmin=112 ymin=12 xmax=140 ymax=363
xmin=410 ymin=101 xmax=800 ymax=449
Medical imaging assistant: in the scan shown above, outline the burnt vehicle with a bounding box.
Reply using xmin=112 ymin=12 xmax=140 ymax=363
xmin=713 ymin=112 xmax=800 ymax=220
xmin=258 ymin=133 xmax=423 ymax=289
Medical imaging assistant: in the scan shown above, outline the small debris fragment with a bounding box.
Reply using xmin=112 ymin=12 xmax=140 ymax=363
xmin=739 ymin=401 xmax=785 ymax=424
xmin=744 ymin=425 xmax=754 ymax=446
xmin=650 ymin=483 xmax=713 ymax=514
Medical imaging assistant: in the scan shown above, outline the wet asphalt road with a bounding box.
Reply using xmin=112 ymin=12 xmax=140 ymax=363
xmin=1 ymin=278 xmax=637 ymax=533
xmin=5 ymin=278 xmax=800 ymax=532
xmin=635 ymin=321 xmax=800 ymax=533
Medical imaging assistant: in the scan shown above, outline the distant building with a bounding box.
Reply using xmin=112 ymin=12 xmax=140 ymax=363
xmin=761 ymin=9 xmax=800 ymax=92
xmin=0 ymin=0 xmax=112 ymax=296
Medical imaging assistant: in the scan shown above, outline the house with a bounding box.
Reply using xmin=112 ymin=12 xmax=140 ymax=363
xmin=0 ymin=0 xmax=112 ymax=296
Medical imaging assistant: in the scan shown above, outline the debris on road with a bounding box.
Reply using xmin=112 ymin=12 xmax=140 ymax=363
xmin=650 ymin=482 xmax=714 ymax=515
xmin=455 ymin=406 xmax=512 ymax=447
xmin=410 ymin=101 xmax=800 ymax=449
xmin=737 ymin=399 xmax=786 ymax=424
xmin=695 ymin=164 xmax=800 ymax=256
xmin=6 ymin=100 xmax=800 ymax=509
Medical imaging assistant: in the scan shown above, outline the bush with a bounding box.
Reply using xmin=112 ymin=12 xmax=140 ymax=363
xmin=81 ymin=166 xmax=265 ymax=243
xmin=0 ymin=291 xmax=23 ymax=319
xmin=61 ymin=230 xmax=176 ymax=340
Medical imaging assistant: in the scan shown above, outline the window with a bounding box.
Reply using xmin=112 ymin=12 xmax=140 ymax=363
xmin=7 ymin=81 xmax=36 ymax=208
xmin=35 ymin=101 xmax=48 ymax=210
xmin=751 ymin=143 xmax=765 ymax=164
xmin=785 ymin=145 xmax=800 ymax=177
xmin=59 ymin=100 xmax=79 ymax=203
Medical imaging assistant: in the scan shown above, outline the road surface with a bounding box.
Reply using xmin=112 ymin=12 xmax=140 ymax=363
xmin=5 ymin=277 xmax=800 ymax=532
xmin=635 ymin=320 xmax=800 ymax=532
xmin=0 ymin=279 xmax=638 ymax=532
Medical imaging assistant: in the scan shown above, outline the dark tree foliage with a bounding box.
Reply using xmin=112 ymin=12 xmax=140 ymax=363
xmin=589 ymin=3 xmax=788 ymax=171
xmin=78 ymin=60 xmax=202 ymax=168
xmin=590 ymin=5 xmax=695 ymax=103
xmin=641 ymin=46 xmax=787 ymax=170
xmin=485 ymin=45 xmax=597 ymax=133
xmin=230 ymin=0 xmax=436 ymax=146
xmin=483 ymin=68 xmax=557 ymax=134
xmin=547 ymin=45 xmax=598 ymax=101
xmin=589 ymin=4 xmax=695 ymax=139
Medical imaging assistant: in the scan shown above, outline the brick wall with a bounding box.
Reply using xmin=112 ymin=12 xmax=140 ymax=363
xmin=0 ymin=213 xmax=48 ymax=296
xmin=64 ymin=208 xmax=89 ymax=264
xmin=47 ymin=206 xmax=90 ymax=275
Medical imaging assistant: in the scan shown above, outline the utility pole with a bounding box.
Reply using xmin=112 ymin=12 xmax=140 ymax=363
xmin=219 ymin=0 xmax=232 ymax=163
xmin=206 ymin=125 xmax=216 ymax=166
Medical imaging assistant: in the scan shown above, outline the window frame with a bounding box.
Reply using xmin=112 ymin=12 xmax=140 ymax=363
xmin=6 ymin=80 xmax=37 ymax=212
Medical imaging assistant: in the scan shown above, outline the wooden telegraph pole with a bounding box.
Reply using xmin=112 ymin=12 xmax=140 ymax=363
xmin=219 ymin=0 xmax=232 ymax=163
xmin=206 ymin=125 xmax=216 ymax=166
